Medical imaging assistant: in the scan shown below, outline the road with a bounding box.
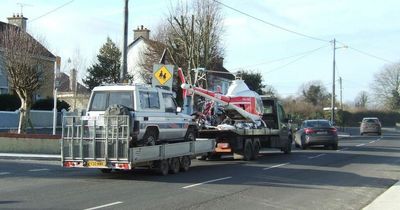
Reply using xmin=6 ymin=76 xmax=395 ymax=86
xmin=1 ymin=128 xmax=400 ymax=210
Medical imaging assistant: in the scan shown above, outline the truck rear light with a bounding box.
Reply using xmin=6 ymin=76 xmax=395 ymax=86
xmin=304 ymin=128 xmax=315 ymax=134
xmin=217 ymin=143 xmax=230 ymax=149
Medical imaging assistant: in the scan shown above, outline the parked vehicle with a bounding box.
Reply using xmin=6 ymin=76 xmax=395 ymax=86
xmin=294 ymin=119 xmax=338 ymax=150
xmin=360 ymin=117 xmax=382 ymax=136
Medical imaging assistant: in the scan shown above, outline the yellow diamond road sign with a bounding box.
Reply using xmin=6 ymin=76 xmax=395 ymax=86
xmin=154 ymin=65 xmax=172 ymax=85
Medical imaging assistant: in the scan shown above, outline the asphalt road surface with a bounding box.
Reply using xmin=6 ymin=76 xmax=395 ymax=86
xmin=1 ymin=128 xmax=400 ymax=210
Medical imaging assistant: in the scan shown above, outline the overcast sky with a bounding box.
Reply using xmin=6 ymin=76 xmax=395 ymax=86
xmin=1 ymin=0 xmax=399 ymax=104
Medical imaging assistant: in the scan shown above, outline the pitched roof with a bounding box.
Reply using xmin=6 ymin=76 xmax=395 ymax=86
xmin=0 ymin=21 xmax=55 ymax=59
xmin=57 ymin=72 xmax=90 ymax=94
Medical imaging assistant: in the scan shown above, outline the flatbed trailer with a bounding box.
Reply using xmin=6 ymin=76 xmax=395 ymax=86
xmin=61 ymin=115 xmax=215 ymax=175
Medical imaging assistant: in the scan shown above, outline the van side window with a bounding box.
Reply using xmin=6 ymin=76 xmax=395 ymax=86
xmin=139 ymin=91 xmax=160 ymax=109
xmin=163 ymin=93 xmax=176 ymax=113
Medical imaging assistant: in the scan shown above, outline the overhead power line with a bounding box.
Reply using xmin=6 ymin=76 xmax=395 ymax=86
xmin=30 ymin=0 xmax=74 ymax=23
xmin=233 ymin=45 xmax=329 ymax=70
xmin=214 ymin=0 xmax=330 ymax=43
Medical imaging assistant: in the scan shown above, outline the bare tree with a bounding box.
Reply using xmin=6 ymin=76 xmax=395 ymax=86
xmin=299 ymin=80 xmax=330 ymax=107
xmin=372 ymin=62 xmax=400 ymax=110
xmin=0 ymin=26 xmax=53 ymax=133
xmin=354 ymin=91 xmax=369 ymax=109
xmin=162 ymin=0 xmax=224 ymax=86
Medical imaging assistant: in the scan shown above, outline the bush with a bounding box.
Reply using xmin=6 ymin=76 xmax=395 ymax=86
xmin=0 ymin=94 xmax=21 ymax=111
xmin=32 ymin=98 xmax=70 ymax=112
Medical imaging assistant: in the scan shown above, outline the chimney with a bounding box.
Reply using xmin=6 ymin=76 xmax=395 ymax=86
xmin=7 ymin=13 xmax=28 ymax=31
xmin=133 ymin=25 xmax=150 ymax=40
xmin=70 ymin=68 xmax=77 ymax=92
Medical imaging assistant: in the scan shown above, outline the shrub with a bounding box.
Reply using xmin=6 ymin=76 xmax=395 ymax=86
xmin=0 ymin=94 xmax=21 ymax=111
xmin=32 ymin=98 xmax=70 ymax=111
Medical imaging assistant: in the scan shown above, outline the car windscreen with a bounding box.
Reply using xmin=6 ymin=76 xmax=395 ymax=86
xmin=305 ymin=120 xmax=331 ymax=128
xmin=364 ymin=119 xmax=379 ymax=123
xmin=89 ymin=91 xmax=133 ymax=111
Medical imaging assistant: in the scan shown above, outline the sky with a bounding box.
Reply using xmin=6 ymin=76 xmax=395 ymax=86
xmin=1 ymin=0 xmax=399 ymax=104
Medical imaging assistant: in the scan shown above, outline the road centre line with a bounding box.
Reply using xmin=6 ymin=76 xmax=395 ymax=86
xmin=356 ymin=144 xmax=365 ymax=147
xmin=369 ymin=140 xmax=376 ymax=144
xmin=263 ymin=162 xmax=290 ymax=170
xmin=84 ymin=201 xmax=123 ymax=210
xmin=308 ymin=154 xmax=326 ymax=159
xmin=182 ymin=176 xmax=232 ymax=189
xmin=0 ymin=172 xmax=11 ymax=175
xmin=28 ymin=168 xmax=49 ymax=172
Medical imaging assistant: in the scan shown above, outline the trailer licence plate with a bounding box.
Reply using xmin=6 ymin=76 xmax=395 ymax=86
xmin=87 ymin=161 xmax=106 ymax=167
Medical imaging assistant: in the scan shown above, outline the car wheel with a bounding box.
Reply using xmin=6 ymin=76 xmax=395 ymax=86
xmin=360 ymin=132 xmax=364 ymax=136
xmin=143 ymin=132 xmax=157 ymax=146
xmin=378 ymin=132 xmax=382 ymax=136
xmin=332 ymin=143 xmax=338 ymax=150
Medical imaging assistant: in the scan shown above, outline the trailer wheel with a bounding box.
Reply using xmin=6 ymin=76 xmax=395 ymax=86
xmin=251 ymin=140 xmax=261 ymax=160
xmin=282 ymin=138 xmax=292 ymax=154
xmin=243 ymin=139 xmax=253 ymax=161
xmin=180 ymin=156 xmax=191 ymax=172
xmin=155 ymin=159 xmax=169 ymax=176
xmin=169 ymin=158 xmax=180 ymax=174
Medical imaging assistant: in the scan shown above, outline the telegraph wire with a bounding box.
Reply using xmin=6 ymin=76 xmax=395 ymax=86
xmin=233 ymin=45 xmax=329 ymax=70
xmin=214 ymin=0 xmax=330 ymax=43
xmin=29 ymin=0 xmax=74 ymax=23
xmin=215 ymin=0 xmax=395 ymax=65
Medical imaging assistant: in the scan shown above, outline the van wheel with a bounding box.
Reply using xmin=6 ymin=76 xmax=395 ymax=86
xmin=184 ymin=129 xmax=196 ymax=142
xmin=143 ymin=132 xmax=157 ymax=146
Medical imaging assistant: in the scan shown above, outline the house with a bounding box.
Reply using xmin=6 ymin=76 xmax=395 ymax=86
xmin=0 ymin=14 xmax=56 ymax=100
xmin=56 ymin=69 xmax=90 ymax=110
xmin=126 ymin=25 xmax=234 ymax=94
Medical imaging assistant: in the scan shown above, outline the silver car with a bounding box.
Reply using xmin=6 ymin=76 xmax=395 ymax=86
xmin=294 ymin=119 xmax=338 ymax=150
xmin=360 ymin=117 xmax=381 ymax=136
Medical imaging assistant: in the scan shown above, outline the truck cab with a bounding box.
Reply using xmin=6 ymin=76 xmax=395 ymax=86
xmin=86 ymin=84 xmax=197 ymax=146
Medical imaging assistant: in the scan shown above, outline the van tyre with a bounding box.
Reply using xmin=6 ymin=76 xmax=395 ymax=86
xmin=143 ymin=131 xmax=157 ymax=146
xmin=180 ymin=156 xmax=191 ymax=172
xmin=169 ymin=158 xmax=180 ymax=174
xmin=184 ymin=128 xmax=196 ymax=142
xmin=243 ymin=139 xmax=253 ymax=161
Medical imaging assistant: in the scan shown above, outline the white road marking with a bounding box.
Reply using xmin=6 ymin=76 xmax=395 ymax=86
xmin=356 ymin=144 xmax=365 ymax=147
xmin=369 ymin=140 xmax=376 ymax=144
xmin=84 ymin=201 xmax=123 ymax=210
xmin=376 ymin=137 xmax=383 ymax=141
xmin=337 ymin=148 xmax=348 ymax=152
xmin=263 ymin=162 xmax=290 ymax=170
xmin=182 ymin=176 xmax=232 ymax=189
xmin=28 ymin=168 xmax=49 ymax=172
xmin=0 ymin=172 xmax=11 ymax=175
xmin=308 ymin=154 xmax=326 ymax=159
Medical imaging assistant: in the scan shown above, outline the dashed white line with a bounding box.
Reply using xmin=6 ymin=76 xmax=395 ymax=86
xmin=308 ymin=154 xmax=326 ymax=159
xmin=84 ymin=201 xmax=123 ymax=210
xmin=0 ymin=172 xmax=11 ymax=175
xmin=337 ymin=147 xmax=348 ymax=152
xmin=263 ymin=162 xmax=290 ymax=170
xmin=28 ymin=168 xmax=49 ymax=172
xmin=182 ymin=176 xmax=232 ymax=189
xmin=356 ymin=144 xmax=365 ymax=147
xmin=369 ymin=140 xmax=376 ymax=144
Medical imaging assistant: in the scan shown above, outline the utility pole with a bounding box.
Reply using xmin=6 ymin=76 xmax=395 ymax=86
xmin=331 ymin=39 xmax=336 ymax=124
xmin=120 ymin=0 xmax=128 ymax=82
xmin=339 ymin=76 xmax=343 ymax=111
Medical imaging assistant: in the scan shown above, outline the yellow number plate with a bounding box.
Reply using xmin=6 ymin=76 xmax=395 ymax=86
xmin=87 ymin=161 xmax=106 ymax=167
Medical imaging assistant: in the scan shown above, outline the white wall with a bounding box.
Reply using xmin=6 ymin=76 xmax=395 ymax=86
xmin=127 ymin=39 xmax=149 ymax=84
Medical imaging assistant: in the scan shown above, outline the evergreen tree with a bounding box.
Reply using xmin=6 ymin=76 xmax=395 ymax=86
xmin=84 ymin=37 xmax=121 ymax=90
